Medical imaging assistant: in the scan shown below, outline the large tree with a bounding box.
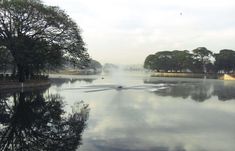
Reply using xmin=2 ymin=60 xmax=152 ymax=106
xmin=144 ymin=54 xmax=155 ymax=70
xmin=144 ymin=50 xmax=193 ymax=72
xmin=171 ymin=50 xmax=193 ymax=72
xmin=192 ymin=47 xmax=213 ymax=73
xmin=0 ymin=46 xmax=13 ymax=73
xmin=154 ymin=51 xmax=174 ymax=72
xmin=0 ymin=0 xmax=89 ymax=82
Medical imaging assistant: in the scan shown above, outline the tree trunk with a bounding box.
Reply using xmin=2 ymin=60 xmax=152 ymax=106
xmin=25 ymin=68 xmax=30 ymax=80
xmin=12 ymin=64 xmax=16 ymax=77
xmin=17 ymin=64 xmax=25 ymax=82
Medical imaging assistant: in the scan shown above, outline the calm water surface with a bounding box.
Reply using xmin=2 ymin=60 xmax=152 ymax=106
xmin=1 ymin=72 xmax=235 ymax=151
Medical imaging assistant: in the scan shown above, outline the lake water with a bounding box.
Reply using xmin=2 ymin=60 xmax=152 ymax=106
xmin=1 ymin=72 xmax=235 ymax=151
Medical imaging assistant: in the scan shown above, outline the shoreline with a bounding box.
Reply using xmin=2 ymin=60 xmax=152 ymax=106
xmin=151 ymin=72 xmax=235 ymax=80
xmin=0 ymin=80 xmax=51 ymax=92
xmin=1 ymin=72 xmax=235 ymax=91
xmin=50 ymin=70 xmax=101 ymax=75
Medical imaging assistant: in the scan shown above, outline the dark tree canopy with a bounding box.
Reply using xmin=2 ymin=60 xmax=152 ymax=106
xmin=144 ymin=50 xmax=194 ymax=72
xmin=171 ymin=50 xmax=193 ymax=71
xmin=0 ymin=0 xmax=89 ymax=81
xmin=0 ymin=46 xmax=13 ymax=73
xmin=214 ymin=49 xmax=235 ymax=73
xmin=144 ymin=54 xmax=155 ymax=69
xmin=192 ymin=47 xmax=213 ymax=73
xmin=144 ymin=47 xmax=219 ymax=73
xmin=154 ymin=51 xmax=173 ymax=72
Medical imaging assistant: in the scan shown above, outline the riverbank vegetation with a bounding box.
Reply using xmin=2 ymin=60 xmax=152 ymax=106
xmin=144 ymin=47 xmax=235 ymax=74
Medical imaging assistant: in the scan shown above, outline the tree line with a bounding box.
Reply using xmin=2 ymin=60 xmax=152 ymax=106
xmin=0 ymin=0 xmax=89 ymax=82
xmin=144 ymin=47 xmax=235 ymax=74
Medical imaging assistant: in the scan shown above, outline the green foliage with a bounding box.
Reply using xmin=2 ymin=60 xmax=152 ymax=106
xmin=144 ymin=47 xmax=235 ymax=74
xmin=0 ymin=0 xmax=89 ymax=81
xmin=144 ymin=54 xmax=155 ymax=69
xmin=171 ymin=50 xmax=193 ymax=71
xmin=189 ymin=59 xmax=203 ymax=73
xmin=144 ymin=47 xmax=218 ymax=73
xmin=214 ymin=49 xmax=235 ymax=73
xmin=144 ymin=50 xmax=193 ymax=72
xmin=192 ymin=47 xmax=213 ymax=73
xmin=154 ymin=51 xmax=173 ymax=72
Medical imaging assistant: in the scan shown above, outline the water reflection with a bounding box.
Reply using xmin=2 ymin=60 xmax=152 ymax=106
xmin=50 ymin=77 xmax=95 ymax=87
xmin=144 ymin=79 xmax=235 ymax=101
xmin=0 ymin=89 xmax=89 ymax=151
xmin=46 ymin=75 xmax=235 ymax=151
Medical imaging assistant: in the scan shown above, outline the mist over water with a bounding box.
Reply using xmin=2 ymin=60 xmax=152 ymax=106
xmin=2 ymin=70 xmax=234 ymax=151
xmin=47 ymin=72 xmax=235 ymax=151
xmin=1 ymin=0 xmax=235 ymax=150
xmin=109 ymin=67 xmax=128 ymax=86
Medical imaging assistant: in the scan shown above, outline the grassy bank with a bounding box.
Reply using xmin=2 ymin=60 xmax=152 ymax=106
xmin=151 ymin=72 xmax=222 ymax=79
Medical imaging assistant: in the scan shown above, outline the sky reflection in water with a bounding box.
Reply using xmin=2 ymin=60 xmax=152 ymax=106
xmin=49 ymin=74 xmax=235 ymax=151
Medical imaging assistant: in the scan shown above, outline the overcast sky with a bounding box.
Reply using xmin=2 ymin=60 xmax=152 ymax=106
xmin=43 ymin=0 xmax=235 ymax=65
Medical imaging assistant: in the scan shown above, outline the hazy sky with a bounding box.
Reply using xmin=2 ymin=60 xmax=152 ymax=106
xmin=43 ymin=0 xmax=235 ymax=65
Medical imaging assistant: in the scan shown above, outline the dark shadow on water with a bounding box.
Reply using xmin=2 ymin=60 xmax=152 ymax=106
xmin=50 ymin=77 xmax=95 ymax=87
xmin=0 ymin=89 xmax=89 ymax=151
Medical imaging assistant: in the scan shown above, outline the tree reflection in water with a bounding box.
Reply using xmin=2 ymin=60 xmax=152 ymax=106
xmin=144 ymin=79 xmax=235 ymax=102
xmin=0 ymin=90 xmax=89 ymax=151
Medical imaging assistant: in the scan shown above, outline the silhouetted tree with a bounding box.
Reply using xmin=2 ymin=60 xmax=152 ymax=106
xmin=214 ymin=49 xmax=235 ymax=73
xmin=0 ymin=46 xmax=13 ymax=74
xmin=171 ymin=50 xmax=193 ymax=72
xmin=144 ymin=50 xmax=193 ymax=72
xmin=192 ymin=47 xmax=213 ymax=73
xmin=189 ymin=58 xmax=204 ymax=73
xmin=144 ymin=54 xmax=157 ymax=70
xmin=144 ymin=48 xmax=216 ymax=73
xmin=154 ymin=51 xmax=174 ymax=72
xmin=0 ymin=0 xmax=89 ymax=82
